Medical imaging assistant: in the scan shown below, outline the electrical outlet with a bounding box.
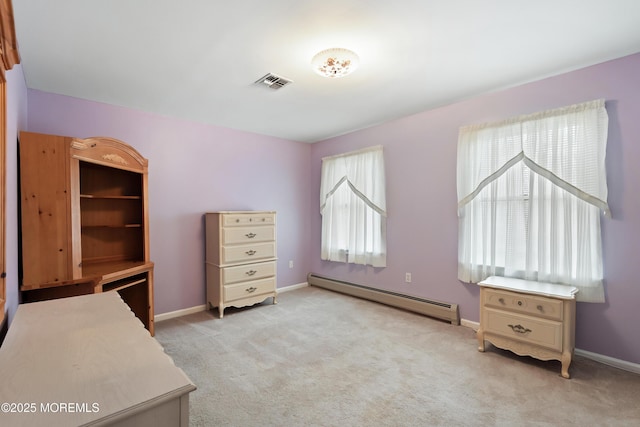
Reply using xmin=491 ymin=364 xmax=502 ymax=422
xmin=289 ymin=260 xmax=294 ymax=269
xmin=405 ymin=273 xmax=412 ymax=283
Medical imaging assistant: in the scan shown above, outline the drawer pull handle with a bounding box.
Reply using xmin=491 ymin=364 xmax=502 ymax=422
xmin=246 ymin=270 xmax=257 ymax=276
xmin=508 ymin=324 xmax=532 ymax=334
xmin=537 ymin=305 xmax=543 ymax=311
xmin=246 ymin=250 xmax=257 ymax=256
xmin=245 ymin=233 xmax=257 ymax=238
xmin=517 ymin=300 xmax=523 ymax=306
xmin=498 ymin=298 xmax=505 ymax=304
xmin=246 ymin=286 xmax=257 ymax=293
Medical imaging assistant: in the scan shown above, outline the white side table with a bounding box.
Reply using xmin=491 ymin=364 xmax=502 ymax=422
xmin=477 ymin=276 xmax=578 ymax=378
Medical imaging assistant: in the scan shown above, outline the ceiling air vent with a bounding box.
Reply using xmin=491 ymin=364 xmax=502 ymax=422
xmin=254 ymin=73 xmax=293 ymax=90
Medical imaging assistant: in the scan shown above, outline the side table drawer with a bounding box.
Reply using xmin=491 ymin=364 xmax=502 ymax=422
xmin=224 ymin=277 xmax=276 ymax=302
xmin=484 ymin=307 xmax=563 ymax=352
xmin=222 ymin=261 xmax=276 ymax=285
xmin=484 ymin=288 xmax=563 ymax=321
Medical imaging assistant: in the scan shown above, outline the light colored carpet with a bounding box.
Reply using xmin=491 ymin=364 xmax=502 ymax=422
xmin=155 ymin=286 xmax=640 ymax=426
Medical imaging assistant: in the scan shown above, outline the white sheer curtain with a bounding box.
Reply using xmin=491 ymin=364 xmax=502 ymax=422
xmin=457 ymin=100 xmax=609 ymax=302
xmin=320 ymin=146 xmax=386 ymax=267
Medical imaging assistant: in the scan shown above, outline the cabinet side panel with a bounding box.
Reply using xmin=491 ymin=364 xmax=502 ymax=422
xmin=205 ymin=263 xmax=222 ymax=310
xmin=19 ymin=132 xmax=72 ymax=286
xmin=142 ymin=169 xmax=150 ymax=262
xmin=205 ymin=213 xmax=221 ymax=264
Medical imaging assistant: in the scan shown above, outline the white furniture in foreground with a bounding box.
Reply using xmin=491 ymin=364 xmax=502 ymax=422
xmin=477 ymin=276 xmax=578 ymax=378
xmin=0 ymin=292 xmax=196 ymax=426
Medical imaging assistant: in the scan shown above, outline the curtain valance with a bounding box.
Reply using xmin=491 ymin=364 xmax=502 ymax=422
xmin=457 ymin=99 xmax=609 ymax=216
xmin=320 ymin=145 xmax=386 ymax=217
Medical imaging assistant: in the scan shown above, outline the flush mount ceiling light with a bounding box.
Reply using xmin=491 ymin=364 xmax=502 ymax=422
xmin=311 ymin=48 xmax=359 ymax=78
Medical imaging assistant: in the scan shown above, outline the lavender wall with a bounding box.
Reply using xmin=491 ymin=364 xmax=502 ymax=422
xmin=18 ymin=53 xmax=640 ymax=364
xmin=25 ymin=92 xmax=312 ymax=315
xmin=310 ymin=53 xmax=640 ymax=364
xmin=5 ymin=64 xmax=28 ymax=323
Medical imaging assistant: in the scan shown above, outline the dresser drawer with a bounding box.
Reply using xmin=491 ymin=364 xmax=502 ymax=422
xmin=484 ymin=307 xmax=563 ymax=352
xmin=484 ymin=288 xmax=563 ymax=321
xmin=223 ymin=213 xmax=275 ymax=227
xmin=221 ymin=225 xmax=275 ymax=245
xmin=224 ymin=277 xmax=276 ymax=302
xmin=221 ymin=242 xmax=276 ymax=264
xmin=222 ymin=261 xmax=276 ymax=285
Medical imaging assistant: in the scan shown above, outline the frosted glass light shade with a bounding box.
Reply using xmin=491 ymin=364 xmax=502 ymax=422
xmin=311 ymin=48 xmax=359 ymax=78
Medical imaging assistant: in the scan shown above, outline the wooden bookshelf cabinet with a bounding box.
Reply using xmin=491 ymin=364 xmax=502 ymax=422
xmin=19 ymin=131 xmax=155 ymax=334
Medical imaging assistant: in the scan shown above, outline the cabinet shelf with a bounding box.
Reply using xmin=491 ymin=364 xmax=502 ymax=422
xmin=80 ymin=194 xmax=141 ymax=200
xmin=82 ymin=224 xmax=142 ymax=228
xmin=81 ymin=259 xmax=150 ymax=277
xmin=102 ymin=277 xmax=147 ymax=293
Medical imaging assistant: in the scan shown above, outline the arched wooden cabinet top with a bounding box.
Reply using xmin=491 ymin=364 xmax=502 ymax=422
xmin=71 ymin=136 xmax=148 ymax=173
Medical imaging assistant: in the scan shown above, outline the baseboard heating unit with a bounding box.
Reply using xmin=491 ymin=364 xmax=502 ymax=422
xmin=307 ymin=273 xmax=460 ymax=325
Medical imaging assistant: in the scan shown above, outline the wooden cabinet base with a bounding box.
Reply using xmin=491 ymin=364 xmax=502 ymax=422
xmin=21 ymin=262 xmax=154 ymax=335
xmin=21 ymin=280 xmax=96 ymax=302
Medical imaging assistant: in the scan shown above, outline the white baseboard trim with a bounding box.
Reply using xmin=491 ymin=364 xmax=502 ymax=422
xmin=155 ymin=304 xmax=207 ymax=323
xmin=277 ymin=282 xmax=309 ymax=293
xmin=460 ymin=318 xmax=640 ymax=375
xmin=461 ymin=319 xmax=479 ymax=331
xmin=154 ymin=282 xmax=309 ymax=323
xmin=574 ymin=348 xmax=640 ymax=375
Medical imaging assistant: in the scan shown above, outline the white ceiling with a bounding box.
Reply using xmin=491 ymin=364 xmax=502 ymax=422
xmin=12 ymin=0 xmax=640 ymax=143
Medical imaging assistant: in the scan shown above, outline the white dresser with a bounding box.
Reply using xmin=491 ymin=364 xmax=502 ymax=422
xmin=477 ymin=276 xmax=578 ymax=378
xmin=0 ymin=292 xmax=195 ymax=426
xmin=205 ymin=211 xmax=277 ymax=318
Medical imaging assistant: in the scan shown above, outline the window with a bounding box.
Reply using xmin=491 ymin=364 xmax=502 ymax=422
xmin=320 ymin=146 xmax=386 ymax=267
xmin=457 ymin=100 xmax=609 ymax=302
